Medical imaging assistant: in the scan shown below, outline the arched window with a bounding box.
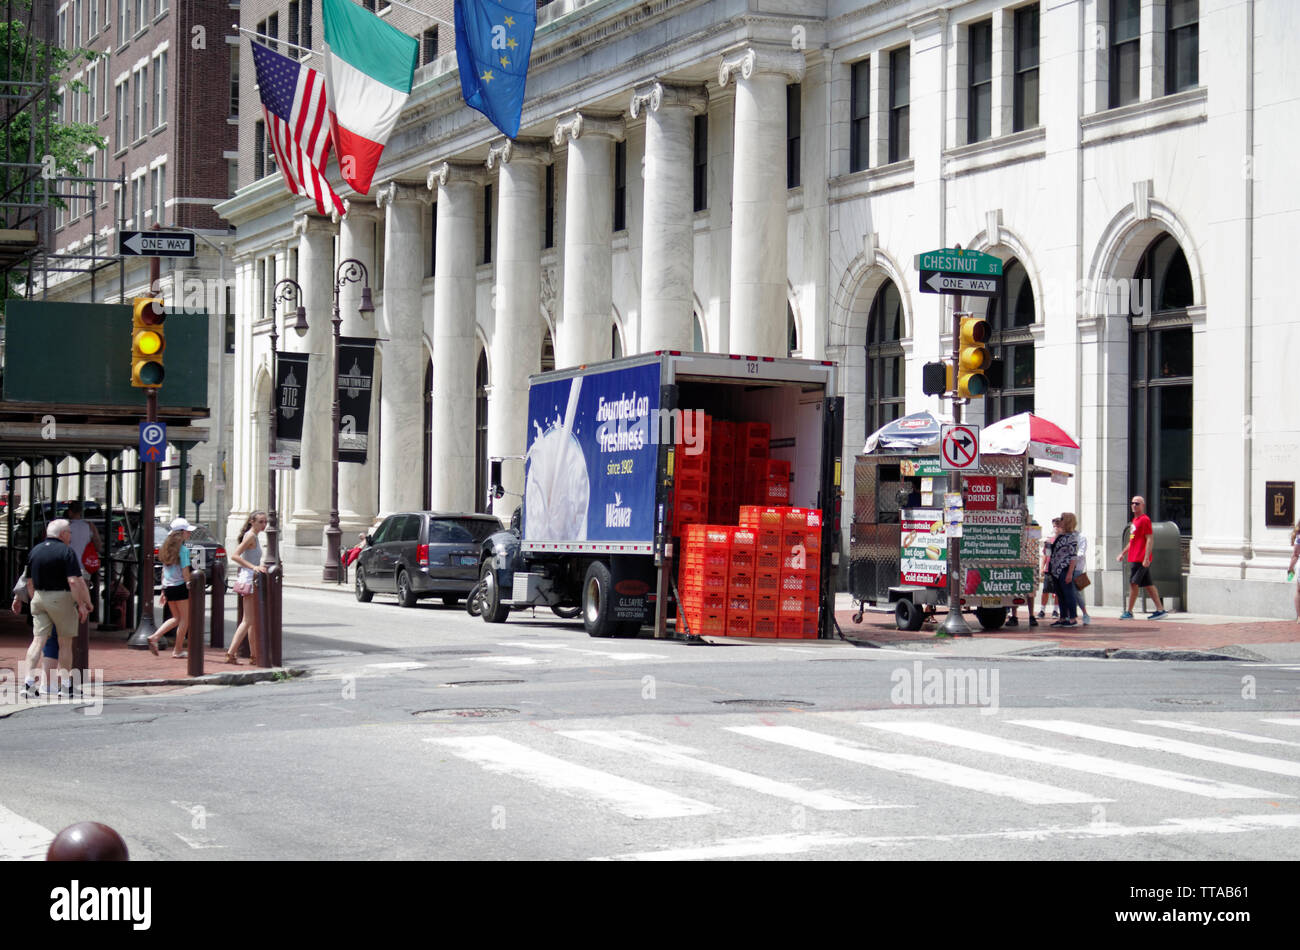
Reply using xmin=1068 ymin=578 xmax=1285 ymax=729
xmin=540 ymin=327 xmax=555 ymax=373
xmin=985 ymin=257 xmax=1036 ymax=422
xmin=611 ymin=321 xmax=623 ymax=359
xmin=865 ymin=279 xmax=905 ymax=436
xmin=474 ymin=350 xmax=489 ymax=514
xmin=692 ymin=312 xmax=704 ymax=352
xmin=787 ymin=303 xmax=798 ymax=357
xmin=1129 ymin=234 xmax=1193 ymax=534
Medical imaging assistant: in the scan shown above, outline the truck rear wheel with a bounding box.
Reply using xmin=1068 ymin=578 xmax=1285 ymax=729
xmin=895 ymin=598 xmax=924 ymax=631
xmin=478 ymin=563 xmax=510 ymax=624
xmin=975 ymin=607 xmax=1008 ymax=631
xmin=582 ymin=560 xmax=617 ymax=638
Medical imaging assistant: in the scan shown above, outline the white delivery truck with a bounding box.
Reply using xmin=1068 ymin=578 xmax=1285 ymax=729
xmin=474 ymin=351 xmax=845 ymax=639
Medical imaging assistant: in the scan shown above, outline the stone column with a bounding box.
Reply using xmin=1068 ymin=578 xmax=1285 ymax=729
xmin=287 ymin=214 xmax=336 ymax=549
xmin=630 ymin=81 xmax=707 ymax=353
xmin=427 ymin=161 xmax=486 ymax=513
xmin=553 ymin=111 xmax=624 ymax=368
xmin=720 ymin=46 xmax=805 ymax=357
xmin=375 ymin=181 xmax=432 ymax=517
xmin=486 ymin=138 xmax=549 ymax=502
xmin=335 ymin=200 xmax=381 ymax=536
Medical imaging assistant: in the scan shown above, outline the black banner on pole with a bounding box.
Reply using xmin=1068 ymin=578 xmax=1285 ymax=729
xmin=275 ymin=352 xmax=310 ymax=468
xmin=337 ymin=337 xmax=376 ymax=464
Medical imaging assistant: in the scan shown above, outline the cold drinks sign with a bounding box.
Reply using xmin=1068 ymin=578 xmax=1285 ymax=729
xmin=963 ymin=476 xmax=997 ymax=510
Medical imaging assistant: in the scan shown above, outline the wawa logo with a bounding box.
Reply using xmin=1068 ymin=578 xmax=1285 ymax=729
xmin=605 ymin=491 xmax=631 ymax=528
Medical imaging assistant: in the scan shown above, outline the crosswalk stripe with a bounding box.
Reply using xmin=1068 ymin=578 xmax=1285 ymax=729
xmin=866 ymin=722 xmax=1292 ymax=799
xmin=1136 ymin=720 xmax=1300 ymax=748
xmin=559 ymin=730 xmax=892 ymax=812
xmin=1262 ymin=719 xmax=1300 ymax=727
xmin=1012 ymin=720 xmax=1300 ymax=779
xmin=596 ymin=813 xmax=1300 ymax=861
xmin=728 ymin=725 xmax=1108 ymax=804
xmin=0 ymin=802 xmax=55 ymax=861
xmin=425 ymin=736 xmax=718 ymax=819
xmin=499 ymin=642 xmax=668 ymax=661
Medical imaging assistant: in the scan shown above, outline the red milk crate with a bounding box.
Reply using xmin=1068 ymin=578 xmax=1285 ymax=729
xmin=778 ymin=616 xmax=805 ymax=639
xmin=676 ymin=449 xmax=710 ymax=474
xmin=728 ymin=569 xmax=755 ymax=597
xmin=764 ymin=459 xmax=791 ymax=481
xmin=726 ymin=610 xmax=753 ymax=638
xmin=762 ymin=477 xmax=790 ymax=504
xmin=753 ymin=592 xmax=778 ymax=614
xmin=737 ymin=422 xmax=771 ymax=444
xmin=684 ymin=524 xmax=731 ymax=548
xmin=676 ymin=469 xmax=708 ymax=495
xmin=751 ymin=613 xmax=779 ymax=638
xmin=778 ymin=592 xmax=806 ymax=616
xmin=683 ymin=610 xmax=726 ymax=637
xmin=674 ymin=491 xmax=708 ymax=523
xmin=755 ymin=548 xmax=782 ymax=573
xmin=753 ymin=570 xmax=780 ymax=595
xmin=740 ymin=506 xmax=786 ymax=530
xmin=728 ymin=591 xmax=753 ymax=614
xmin=782 ymin=507 xmax=817 ymax=530
xmin=779 ymin=570 xmax=808 ymax=594
xmin=729 ymin=528 xmax=757 ymax=573
xmin=801 ymin=616 xmax=819 ymax=639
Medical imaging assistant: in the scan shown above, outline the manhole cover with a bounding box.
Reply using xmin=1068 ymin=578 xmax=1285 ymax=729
xmin=413 ymin=707 xmax=519 ymax=719
xmin=1154 ymin=698 xmax=1220 ymax=706
xmin=441 ymin=680 xmax=525 ymax=687
xmin=713 ymin=699 xmax=813 ymax=708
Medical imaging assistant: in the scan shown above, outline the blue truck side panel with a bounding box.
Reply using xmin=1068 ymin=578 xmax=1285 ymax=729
xmin=523 ymin=362 xmax=662 ymax=545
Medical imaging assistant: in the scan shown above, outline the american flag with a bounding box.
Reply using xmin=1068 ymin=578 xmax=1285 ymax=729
xmin=250 ymin=40 xmax=344 ymax=217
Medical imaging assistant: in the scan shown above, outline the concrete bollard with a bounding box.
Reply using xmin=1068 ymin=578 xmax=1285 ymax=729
xmin=46 ymin=822 xmax=129 ymax=861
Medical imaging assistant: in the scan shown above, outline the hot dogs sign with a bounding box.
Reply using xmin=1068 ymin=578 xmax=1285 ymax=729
xmin=900 ymin=510 xmax=947 ymax=587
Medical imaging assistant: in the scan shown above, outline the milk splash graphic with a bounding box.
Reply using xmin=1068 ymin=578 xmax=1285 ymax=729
xmin=526 ymin=377 xmax=590 ymax=540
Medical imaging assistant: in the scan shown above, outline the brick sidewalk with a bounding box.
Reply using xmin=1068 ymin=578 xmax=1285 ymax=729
xmin=835 ymin=606 xmax=1300 ymax=652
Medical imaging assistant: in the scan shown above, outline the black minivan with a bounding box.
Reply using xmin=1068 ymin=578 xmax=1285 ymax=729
xmin=354 ymin=511 xmax=502 ymax=607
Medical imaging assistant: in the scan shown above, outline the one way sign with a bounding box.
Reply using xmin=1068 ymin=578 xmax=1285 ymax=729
xmin=118 ymin=230 xmax=196 ymax=258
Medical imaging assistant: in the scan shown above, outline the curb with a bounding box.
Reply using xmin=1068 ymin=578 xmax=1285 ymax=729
xmin=104 ymin=667 xmax=308 ymax=687
xmin=1007 ymin=647 xmax=1252 ymax=662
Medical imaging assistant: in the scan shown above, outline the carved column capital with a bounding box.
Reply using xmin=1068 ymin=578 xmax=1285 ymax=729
xmin=375 ymin=180 xmax=434 ymax=209
xmin=293 ymin=213 xmax=338 ymax=239
xmin=427 ymin=161 xmax=488 ymax=191
xmin=553 ymin=110 xmax=625 ymax=145
xmin=485 ymin=137 xmax=551 ymax=170
xmin=629 ymin=80 xmax=708 ymax=119
xmin=718 ymin=45 xmax=806 ymax=87
xmin=337 ymin=198 xmax=382 ymax=225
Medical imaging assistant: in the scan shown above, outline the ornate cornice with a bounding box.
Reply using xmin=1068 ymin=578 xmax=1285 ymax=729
xmin=485 ymin=138 xmax=551 ymax=170
xmin=629 ymin=80 xmax=708 ymax=119
xmin=907 ymin=9 xmax=948 ymax=37
xmin=375 ymin=180 xmax=434 ymax=209
xmin=427 ymin=161 xmax=489 ymax=190
xmin=717 ymin=45 xmax=806 ymax=87
xmin=553 ymin=110 xmax=626 ymax=146
xmin=292 ymin=213 xmax=338 ymax=239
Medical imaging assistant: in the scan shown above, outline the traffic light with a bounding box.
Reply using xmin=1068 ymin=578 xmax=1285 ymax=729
xmin=131 ymin=296 xmax=165 ymax=388
xmin=957 ymin=315 xmax=990 ymax=397
xmin=921 ymin=361 xmax=952 ymax=396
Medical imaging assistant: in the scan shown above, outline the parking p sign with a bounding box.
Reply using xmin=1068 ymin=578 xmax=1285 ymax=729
xmin=139 ymin=421 xmax=167 ymax=463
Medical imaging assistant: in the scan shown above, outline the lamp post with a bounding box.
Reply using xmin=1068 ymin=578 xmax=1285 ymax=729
xmin=323 ymin=258 xmax=374 ymax=583
xmin=270 ymin=278 xmax=310 ymax=570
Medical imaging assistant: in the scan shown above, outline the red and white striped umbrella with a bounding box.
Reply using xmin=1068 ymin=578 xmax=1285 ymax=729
xmin=980 ymin=412 xmax=1080 ymax=466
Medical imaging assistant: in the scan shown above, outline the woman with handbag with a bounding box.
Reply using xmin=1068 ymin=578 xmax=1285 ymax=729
xmin=225 ymin=511 xmax=267 ymax=664
xmin=1049 ymin=513 xmax=1080 ymax=627
xmin=146 ymin=519 xmax=195 ymax=657
xmin=1073 ymin=525 xmax=1093 ymax=626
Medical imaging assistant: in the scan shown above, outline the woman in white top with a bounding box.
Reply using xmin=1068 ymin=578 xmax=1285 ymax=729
xmin=225 ymin=511 xmax=267 ymax=664
xmin=1074 ymin=528 xmax=1092 ymax=626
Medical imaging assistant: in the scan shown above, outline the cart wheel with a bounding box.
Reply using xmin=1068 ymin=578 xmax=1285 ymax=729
xmin=852 ymin=609 xmax=863 ymax=624
xmin=895 ymin=599 xmax=924 ymax=632
xmin=975 ymin=606 xmax=1008 ymax=632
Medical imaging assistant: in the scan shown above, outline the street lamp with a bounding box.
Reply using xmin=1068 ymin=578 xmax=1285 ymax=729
xmin=270 ymin=277 xmax=309 ymax=569
xmin=323 ymin=258 xmax=373 ymax=583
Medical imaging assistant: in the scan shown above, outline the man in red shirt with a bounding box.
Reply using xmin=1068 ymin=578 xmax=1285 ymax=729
xmin=1116 ymin=495 xmax=1167 ymax=620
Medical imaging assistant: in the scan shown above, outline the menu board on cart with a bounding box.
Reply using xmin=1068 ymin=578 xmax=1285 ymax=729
xmin=900 ymin=509 xmax=947 ymax=588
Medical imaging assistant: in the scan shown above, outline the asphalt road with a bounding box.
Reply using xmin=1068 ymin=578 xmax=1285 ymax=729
xmin=2 ymin=585 xmax=1299 ymax=861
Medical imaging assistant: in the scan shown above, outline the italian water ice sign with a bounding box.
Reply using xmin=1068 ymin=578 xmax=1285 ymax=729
xmin=524 ymin=362 xmax=661 ymax=544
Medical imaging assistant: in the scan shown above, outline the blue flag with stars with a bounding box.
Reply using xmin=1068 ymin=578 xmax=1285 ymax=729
xmin=454 ymin=0 xmax=535 ymax=139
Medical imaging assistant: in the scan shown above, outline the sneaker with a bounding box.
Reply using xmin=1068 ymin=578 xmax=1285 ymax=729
xmin=1081 ymin=615 xmax=1091 ymax=626
xmin=1119 ymin=611 xmax=1134 ymax=620
xmin=1028 ymin=617 xmax=1039 ymax=627
xmin=20 ymin=681 xmax=39 ymax=699
xmin=1051 ymin=609 xmax=1059 ymax=618
xmin=1037 ymin=610 xmax=1045 ymax=618
xmin=1149 ymin=610 xmax=1168 ymax=620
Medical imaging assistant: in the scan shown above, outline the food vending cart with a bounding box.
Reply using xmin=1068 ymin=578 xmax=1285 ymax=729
xmin=848 ymin=411 xmax=1078 ymax=631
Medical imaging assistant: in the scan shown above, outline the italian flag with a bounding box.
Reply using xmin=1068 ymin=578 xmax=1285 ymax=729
xmin=321 ymin=0 xmax=418 ymax=195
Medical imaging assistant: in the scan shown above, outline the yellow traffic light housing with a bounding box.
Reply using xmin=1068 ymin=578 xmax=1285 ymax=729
xmin=957 ymin=315 xmax=990 ymax=397
xmin=131 ymin=296 xmax=166 ymax=388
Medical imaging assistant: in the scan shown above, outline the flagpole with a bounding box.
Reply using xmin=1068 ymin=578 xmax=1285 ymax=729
xmin=233 ymin=25 xmax=319 ymax=60
xmin=372 ymin=0 xmax=455 ymax=30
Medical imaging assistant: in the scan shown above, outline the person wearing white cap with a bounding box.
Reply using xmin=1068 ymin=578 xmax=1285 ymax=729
xmin=146 ymin=518 xmax=194 ymax=657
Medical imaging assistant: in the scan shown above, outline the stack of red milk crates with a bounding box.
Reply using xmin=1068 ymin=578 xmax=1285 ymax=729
xmin=736 ymin=423 xmax=790 ymax=506
xmin=670 ymin=414 xmax=712 ymax=538
xmin=677 ymin=507 xmax=821 ymax=640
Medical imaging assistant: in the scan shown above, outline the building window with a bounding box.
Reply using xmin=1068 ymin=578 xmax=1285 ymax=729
xmin=865 ymin=280 xmax=906 ymax=435
xmin=119 ymin=0 xmax=129 ymax=39
xmin=483 ymin=182 xmax=493 ymax=264
xmin=157 ymin=0 xmax=168 ymax=16
xmin=543 ymin=162 xmax=554 ymax=249
xmin=983 ymin=258 xmax=1036 ymax=423
xmin=288 ymin=0 xmax=300 ymax=57
xmin=257 ymin=15 xmax=279 ymax=52
xmin=1013 ymin=4 xmax=1040 ymax=132
xmin=849 ymin=59 xmax=869 ymax=172
xmin=87 ymin=64 xmax=97 ymax=121
xmin=611 ymin=322 xmax=622 ymax=359
xmin=692 ymin=313 xmax=704 ymax=352
xmin=1109 ymin=0 xmax=1141 ymax=108
xmin=301 ymin=0 xmax=313 ymax=52
xmin=889 ymin=47 xmax=910 ymax=163
xmin=74 ymin=1 xmax=83 ymax=49
xmin=474 ymin=351 xmax=489 ymax=513
xmin=692 ymin=114 xmax=707 ymax=211
xmin=132 ymin=65 xmax=148 ymax=140
xmin=230 ymin=46 xmax=240 ymax=117
xmin=58 ymin=8 xmax=67 ymax=49
xmin=968 ymin=19 xmax=993 ymax=143
xmin=133 ymin=0 xmax=145 ymax=33
xmin=613 ymin=139 xmax=626 ymax=232
xmin=787 ymin=303 xmax=798 ymax=357
xmin=150 ymin=164 xmax=165 ymax=225
xmin=254 ymin=119 xmax=267 ymax=178
xmin=153 ymin=50 xmax=166 ymax=128
xmin=540 ymin=328 xmax=555 ymax=373
xmin=227 ymin=158 xmax=238 ymax=196
xmin=786 ymin=83 xmax=800 ymax=188
xmin=131 ymin=175 xmax=142 ymax=225
xmin=422 ymin=26 xmax=439 ymax=66
xmin=1165 ymin=0 xmax=1198 ymax=94
xmin=89 ymin=0 xmax=97 ymax=37
xmin=115 ymin=80 xmax=128 ymax=150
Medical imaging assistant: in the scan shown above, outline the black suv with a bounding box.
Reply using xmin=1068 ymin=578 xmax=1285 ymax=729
xmin=355 ymin=512 xmax=502 ymax=607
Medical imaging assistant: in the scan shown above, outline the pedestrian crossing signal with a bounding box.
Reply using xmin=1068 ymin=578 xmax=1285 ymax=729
xmin=131 ymin=297 xmax=165 ymax=388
